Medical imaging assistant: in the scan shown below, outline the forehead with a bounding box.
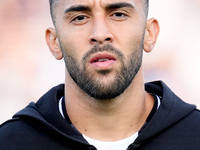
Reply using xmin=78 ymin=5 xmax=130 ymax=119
xmin=57 ymin=0 xmax=143 ymax=10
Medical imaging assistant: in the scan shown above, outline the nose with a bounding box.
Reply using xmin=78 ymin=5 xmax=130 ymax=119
xmin=89 ymin=18 xmax=113 ymax=45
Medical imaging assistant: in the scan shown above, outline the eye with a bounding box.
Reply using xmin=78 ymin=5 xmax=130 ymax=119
xmin=73 ymin=15 xmax=86 ymax=21
xmin=113 ymin=12 xmax=126 ymax=17
xmin=110 ymin=12 xmax=128 ymax=21
xmin=71 ymin=15 xmax=89 ymax=24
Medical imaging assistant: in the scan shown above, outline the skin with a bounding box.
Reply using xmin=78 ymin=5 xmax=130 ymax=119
xmin=46 ymin=0 xmax=160 ymax=141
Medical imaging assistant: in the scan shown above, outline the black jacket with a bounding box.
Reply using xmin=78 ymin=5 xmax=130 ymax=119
xmin=1 ymin=81 xmax=200 ymax=150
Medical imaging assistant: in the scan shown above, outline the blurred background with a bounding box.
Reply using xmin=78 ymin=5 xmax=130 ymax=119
xmin=0 ymin=0 xmax=200 ymax=124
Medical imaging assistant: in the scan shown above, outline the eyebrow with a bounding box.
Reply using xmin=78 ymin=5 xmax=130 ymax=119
xmin=105 ymin=2 xmax=135 ymax=10
xmin=64 ymin=2 xmax=134 ymax=14
xmin=64 ymin=5 xmax=91 ymax=14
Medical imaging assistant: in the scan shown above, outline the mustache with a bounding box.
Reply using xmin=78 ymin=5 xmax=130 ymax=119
xmin=82 ymin=44 xmax=125 ymax=64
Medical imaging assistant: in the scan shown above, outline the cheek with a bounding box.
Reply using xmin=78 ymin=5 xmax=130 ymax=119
xmin=58 ymin=31 xmax=89 ymax=63
xmin=115 ymin=30 xmax=144 ymax=58
xmin=113 ymin=21 xmax=144 ymax=50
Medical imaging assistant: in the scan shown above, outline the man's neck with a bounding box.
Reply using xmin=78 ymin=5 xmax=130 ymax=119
xmin=64 ymin=71 xmax=154 ymax=141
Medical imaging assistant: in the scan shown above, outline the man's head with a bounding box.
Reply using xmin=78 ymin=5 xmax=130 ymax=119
xmin=46 ymin=0 xmax=159 ymax=100
xmin=49 ymin=0 xmax=149 ymax=25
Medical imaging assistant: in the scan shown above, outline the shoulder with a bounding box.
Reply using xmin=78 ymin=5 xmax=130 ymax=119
xmin=0 ymin=118 xmax=35 ymax=149
xmin=0 ymin=116 xmax=65 ymax=149
xmin=183 ymin=108 xmax=200 ymax=127
xmin=0 ymin=117 xmax=42 ymax=138
xmin=0 ymin=117 xmax=59 ymax=150
xmin=0 ymin=117 xmax=91 ymax=150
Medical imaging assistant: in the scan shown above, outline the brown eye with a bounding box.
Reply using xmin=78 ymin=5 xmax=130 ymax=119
xmin=74 ymin=15 xmax=86 ymax=21
xmin=114 ymin=12 xmax=125 ymax=17
xmin=71 ymin=15 xmax=90 ymax=25
xmin=110 ymin=11 xmax=128 ymax=21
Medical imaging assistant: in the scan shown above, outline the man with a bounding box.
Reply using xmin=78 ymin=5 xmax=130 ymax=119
xmin=0 ymin=0 xmax=200 ymax=149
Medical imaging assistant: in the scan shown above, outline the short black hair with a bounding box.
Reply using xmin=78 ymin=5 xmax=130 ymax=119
xmin=49 ymin=0 xmax=149 ymax=25
xmin=49 ymin=0 xmax=57 ymax=25
xmin=144 ymin=0 xmax=149 ymax=17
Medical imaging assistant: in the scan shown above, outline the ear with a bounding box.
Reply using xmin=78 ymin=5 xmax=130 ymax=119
xmin=143 ymin=18 xmax=160 ymax=53
xmin=45 ymin=27 xmax=63 ymax=60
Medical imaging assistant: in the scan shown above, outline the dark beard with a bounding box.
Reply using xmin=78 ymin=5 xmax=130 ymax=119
xmin=62 ymin=44 xmax=143 ymax=100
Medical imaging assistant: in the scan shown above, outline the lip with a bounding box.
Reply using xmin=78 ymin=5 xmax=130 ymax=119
xmin=90 ymin=53 xmax=116 ymax=63
xmin=89 ymin=52 xmax=117 ymax=69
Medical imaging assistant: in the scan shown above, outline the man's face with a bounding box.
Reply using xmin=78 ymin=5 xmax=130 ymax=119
xmin=54 ymin=0 xmax=147 ymax=99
